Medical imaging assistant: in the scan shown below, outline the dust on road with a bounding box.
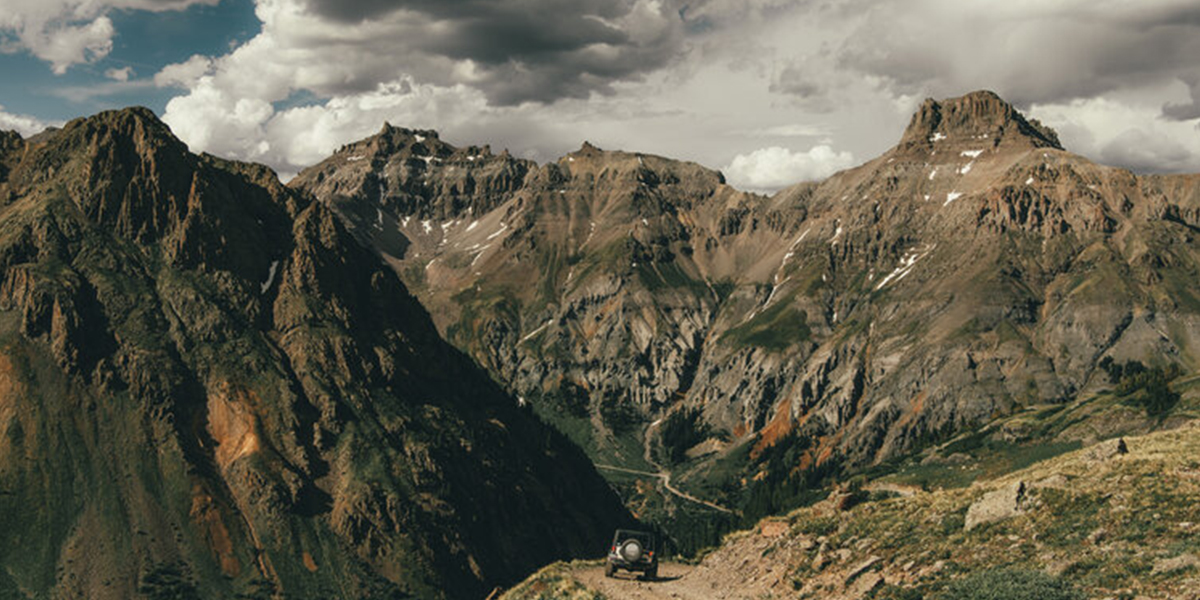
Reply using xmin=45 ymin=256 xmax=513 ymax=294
xmin=572 ymin=562 xmax=759 ymax=600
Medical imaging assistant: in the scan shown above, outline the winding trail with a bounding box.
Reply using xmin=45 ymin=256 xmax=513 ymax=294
xmin=594 ymin=419 xmax=737 ymax=515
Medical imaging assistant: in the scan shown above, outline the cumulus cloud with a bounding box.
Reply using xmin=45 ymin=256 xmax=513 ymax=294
xmin=153 ymin=0 xmax=697 ymax=173
xmin=723 ymin=145 xmax=855 ymax=192
xmin=154 ymin=54 xmax=212 ymax=88
xmin=162 ymin=74 xmax=496 ymax=172
xmin=159 ymin=0 xmax=686 ymax=105
xmin=0 ymin=105 xmax=57 ymax=136
xmin=0 ymin=0 xmax=217 ymax=73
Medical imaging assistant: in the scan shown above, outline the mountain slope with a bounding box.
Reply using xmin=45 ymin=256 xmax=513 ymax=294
xmin=292 ymin=126 xmax=805 ymax=461
xmin=293 ymin=90 xmax=1200 ymax=530
xmin=508 ymin=421 xmax=1200 ymax=600
xmin=0 ymin=108 xmax=630 ymax=600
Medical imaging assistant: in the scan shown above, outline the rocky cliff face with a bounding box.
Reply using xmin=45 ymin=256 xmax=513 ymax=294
xmin=293 ymin=129 xmax=806 ymax=467
xmin=293 ymin=91 xmax=1200 ymax=504
xmin=0 ymin=108 xmax=630 ymax=600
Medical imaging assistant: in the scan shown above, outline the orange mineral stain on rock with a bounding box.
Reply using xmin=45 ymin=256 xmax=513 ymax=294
xmin=751 ymin=397 xmax=796 ymax=459
xmin=302 ymin=552 xmax=318 ymax=572
xmin=206 ymin=382 xmax=262 ymax=470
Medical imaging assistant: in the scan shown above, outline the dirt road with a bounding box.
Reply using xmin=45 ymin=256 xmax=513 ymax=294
xmin=573 ymin=563 xmax=730 ymax=600
xmin=593 ymin=419 xmax=737 ymax=515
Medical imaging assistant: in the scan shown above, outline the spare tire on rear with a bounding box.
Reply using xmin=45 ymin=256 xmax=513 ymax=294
xmin=620 ymin=539 xmax=643 ymax=562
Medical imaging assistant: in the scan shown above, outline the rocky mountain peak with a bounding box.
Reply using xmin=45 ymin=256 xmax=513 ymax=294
xmin=12 ymin=107 xmax=198 ymax=244
xmin=352 ymin=123 xmax=444 ymax=159
xmin=899 ymin=90 xmax=1062 ymax=151
xmin=379 ymin=121 xmax=439 ymax=142
xmin=578 ymin=140 xmax=603 ymax=155
xmin=292 ymin=122 xmax=535 ymax=226
xmin=66 ymin=106 xmax=184 ymax=154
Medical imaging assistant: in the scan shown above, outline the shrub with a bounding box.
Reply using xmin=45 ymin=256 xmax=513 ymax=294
xmin=937 ymin=568 xmax=1085 ymax=600
xmin=1100 ymin=359 xmax=1183 ymax=418
xmin=555 ymin=379 xmax=591 ymax=419
xmin=598 ymin=395 xmax=640 ymax=434
xmin=138 ymin=563 xmax=200 ymax=600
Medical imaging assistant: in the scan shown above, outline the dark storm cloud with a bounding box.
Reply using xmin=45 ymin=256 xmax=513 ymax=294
xmin=297 ymin=0 xmax=686 ymax=104
xmin=1099 ymin=128 xmax=1196 ymax=173
xmin=424 ymin=11 xmax=627 ymax=63
xmin=769 ymin=1 xmax=1200 ymax=119
xmin=299 ymin=0 xmax=404 ymax=22
xmin=1162 ymin=78 xmax=1200 ymax=121
xmin=303 ymin=0 xmax=634 ymax=24
xmin=769 ymin=61 xmax=823 ymax=98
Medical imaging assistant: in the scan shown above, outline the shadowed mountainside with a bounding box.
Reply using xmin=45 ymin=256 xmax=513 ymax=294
xmin=0 ymin=107 xmax=631 ymax=600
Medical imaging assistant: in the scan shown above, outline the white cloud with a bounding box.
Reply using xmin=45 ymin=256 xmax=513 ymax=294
xmin=0 ymin=0 xmax=217 ymax=73
xmin=154 ymin=0 xmax=694 ymax=173
xmin=161 ymin=74 xmax=494 ymax=173
xmin=723 ymin=145 xmax=855 ymax=192
xmin=63 ymin=0 xmax=1200 ymax=183
xmin=155 ymin=0 xmax=685 ymax=106
xmin=161 ymin=76 xmax=274 ymax=160
xmin=26 ymin=16 xmax=115 ymax=75
xmin=154 ymin=54 xmax=213 ymax=88
xmin=104 ymin=66 xmax=133 ymax=81
xmin=265 ymin=80 xmax=491 ymax=171
xmin=0 ymin=105 xmax=57 ymax=136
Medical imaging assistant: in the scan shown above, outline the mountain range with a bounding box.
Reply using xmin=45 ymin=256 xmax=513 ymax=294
xmin=291 ymin=90 xmax=1198 ymax=527
xmin=0 ymin=90 xmax=1196 ymax=599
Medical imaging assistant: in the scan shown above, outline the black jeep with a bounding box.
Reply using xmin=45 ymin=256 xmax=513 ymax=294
xmin=605 ymin=529 xmax=658 ymax=579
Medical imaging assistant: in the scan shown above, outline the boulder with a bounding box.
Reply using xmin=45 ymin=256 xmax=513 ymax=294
xmin=759 ymin=520 xmax=789 ymax=537
xmin=1087 ymin=437 xmax=1128 ymax=462
xmin=1152 ymin=553 xmax=1199 ymax=575
xmin=965 ymin=481 xmax=1027 ymax=531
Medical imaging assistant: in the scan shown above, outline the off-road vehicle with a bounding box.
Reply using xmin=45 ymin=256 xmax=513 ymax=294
xmin=605 ymin=529 xmax=657 ymax=579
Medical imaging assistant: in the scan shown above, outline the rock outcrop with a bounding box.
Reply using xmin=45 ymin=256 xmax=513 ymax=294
xmin=964 ymin=481 xmax=1027 ymax=531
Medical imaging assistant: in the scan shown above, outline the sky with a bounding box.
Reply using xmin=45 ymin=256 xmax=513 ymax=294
xmin=3 ymin=0 xmax=1200 ymax=191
